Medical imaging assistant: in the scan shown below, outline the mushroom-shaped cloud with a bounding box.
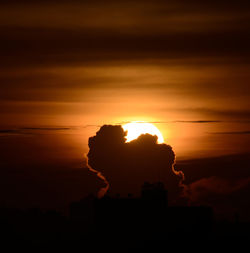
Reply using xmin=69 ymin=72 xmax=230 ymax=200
xmin=87 ymin=125 xmax=184 ymax=203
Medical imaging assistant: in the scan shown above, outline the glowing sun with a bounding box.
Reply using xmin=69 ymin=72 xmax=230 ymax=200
xmin=122 ymin=122 xmax=164 ymax=143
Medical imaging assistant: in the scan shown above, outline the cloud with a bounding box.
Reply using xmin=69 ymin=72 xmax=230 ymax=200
xmin=0 ymin=129 xmax=21 ymax=134
xmin=1 ymin=0 xmax=249 ymax=70
xmin=183 ymin=176 xmax=250 ymax=218
xmin=172 ymin=120 xmax=222 ymax=123
xmin=117 ymin=120 xmax=222 ymax=125
xmin=178 ymin=154 xmax=250 ymax=183
xmin=0 ymin=125 xmax=100 ymax=137
xmin=21 ymin=127 xmax=72 ymax=131
xmin=184 ymin=176 xmax=250 ymax=200
xmin=209 ymin=131 xmax=250 ymax=135
xmin=87 ymin=125 xmax=184 ymax=204
xmin=0 ymin=127 xmax=74 ymax=137
xmin=0 ymin=129 xmax=24 ymax=137
xmin=159 ymin=108 xmax=250 ymax=122
xmin=178 ymin=153 xmax=250 ymax=219
xmin=187 ymin=108 xmax=250 ymax=121
xmin=1 ymin=26 xmax=250 ymax=69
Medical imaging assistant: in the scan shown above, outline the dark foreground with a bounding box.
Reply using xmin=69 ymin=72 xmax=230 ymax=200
xmin=1 ymin=183 xmax=249 ymax=251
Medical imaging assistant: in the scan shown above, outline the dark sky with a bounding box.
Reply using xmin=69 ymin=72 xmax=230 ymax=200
xmin=0 ymin=0 xmax=250 ymax=219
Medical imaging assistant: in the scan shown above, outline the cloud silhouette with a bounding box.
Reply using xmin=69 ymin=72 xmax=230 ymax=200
xmin=87 ymin=125 xmax=184 ymax=204
xmin=183 ymin=176 xmax=250 ymax=219
xmin=177 ymin=154 xmax=250 ymax=219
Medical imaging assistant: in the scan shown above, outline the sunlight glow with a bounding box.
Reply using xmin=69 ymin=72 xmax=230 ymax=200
xmin=122 ymin=122 xmax=164 ymax=143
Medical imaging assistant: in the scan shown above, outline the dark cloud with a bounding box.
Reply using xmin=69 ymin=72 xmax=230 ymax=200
xmin=1 ymin=27 xmax=250 ymax=69
xmin=202 ymin=109 xmax=250 ymax=121
xmin=117 ymin=120 xmax=222 ymax=125
xmin=178 ymin=154 xmax=250 ymax=183
xmin=166 ymin=108 xmax=250 ymax=121
xmin=184 ymin=176 xmax=250 ymax=200
xmin=172 ymin=120 xmax=222 ymax=123
xmin=0 ymin=0 xmax=249 ymax=69
xmin=21 ymin=127 xmax=72 ymax=131
xmin=0 ymin=129 xmax=26 ymax=137
xmin=0 ymin=129 xmax=21 ymax=134
xmin=87 ymin=125 xmax=184 ymax=204
xmin=0 ymin=127 xmax=73 ymax=137
xmin=210 ymin=131 xmax=250 ymax=135
xmin=183 ymin=176 xmax=250 ymax=220
xmin=178 ymin=154 xmax=250 ymax=220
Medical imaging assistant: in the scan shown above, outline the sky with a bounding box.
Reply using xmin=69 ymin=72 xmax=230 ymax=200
xmin=0 ymin=0 xmax=250 ymax=217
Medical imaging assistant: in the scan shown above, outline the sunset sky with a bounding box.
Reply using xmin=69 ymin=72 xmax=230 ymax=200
xmin=0 ymin=0 xmax=250 ymax=217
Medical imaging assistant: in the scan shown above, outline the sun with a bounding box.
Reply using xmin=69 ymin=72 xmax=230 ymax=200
xmin=122 ymin=122 xmax=164 ymax=143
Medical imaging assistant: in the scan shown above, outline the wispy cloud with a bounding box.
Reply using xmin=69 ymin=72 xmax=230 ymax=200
xmin=0 ymin=125 xmax=99 ymax=137
xmin=0 ymin=129 xmax=24 ymax=136
xmin=171 ymin=120 xmax=222 ymax=123
xmin=21 ymin=127 xmax=72 ymax=131
xmin=117 ymin=120 xmax=222 ymax=125
xmin=209 ymin=131 xmax=250 ymax=135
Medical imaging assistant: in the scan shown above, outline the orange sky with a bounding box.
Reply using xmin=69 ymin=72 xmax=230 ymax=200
xmin=0 ymin=0 xmax=250 ymax=163
xmin=1 ymin=0 xmax=250 ymax=216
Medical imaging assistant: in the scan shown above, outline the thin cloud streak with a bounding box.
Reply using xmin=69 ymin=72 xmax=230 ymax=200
xmin=117 ymin=120 xmax=223 ymax=125
xmin=209 ymin=131 xmax=250 ymax=135
xmin=0 ymin=125 xmax=100 ymax=137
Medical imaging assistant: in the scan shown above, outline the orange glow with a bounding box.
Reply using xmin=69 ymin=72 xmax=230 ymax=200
xmin=122 ymin=122 xmax=164 ymax=143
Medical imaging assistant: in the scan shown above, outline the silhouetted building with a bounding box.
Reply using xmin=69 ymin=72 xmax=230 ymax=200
xmin=69 ymin=194 xmax=96 ymax=235
xmin=69 ymin=182 xmax=213 ymax=240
